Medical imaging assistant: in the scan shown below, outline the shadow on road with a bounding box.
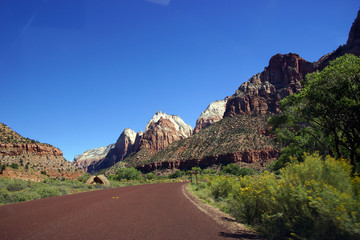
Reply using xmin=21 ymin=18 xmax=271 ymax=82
xmin=219 ymin=231 xmax=264 ymax=239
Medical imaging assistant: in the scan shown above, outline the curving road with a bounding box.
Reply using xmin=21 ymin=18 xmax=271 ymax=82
xmin=0 ymin=182 xmax=255 ymax=240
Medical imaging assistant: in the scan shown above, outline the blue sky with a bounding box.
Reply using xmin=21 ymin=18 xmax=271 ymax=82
xmin=0 ymin=0 xmax=358 ymax=161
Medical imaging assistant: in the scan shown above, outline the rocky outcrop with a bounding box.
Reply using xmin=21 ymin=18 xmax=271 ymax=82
xmin=225 ymin=53 xmax=317 ymax=116
xmin=135 ymin=111 xmax=193 ymax=152
xmin=0 ymin=123 xmax=84 ymax=180
xmin=136 ymin=149 xmax=279 ymax=173
xmin=88 ymin=128 xmax=136 ymax=173
xmin=225 ymin=10 xmax=360 ymax=117
xmin=0 ymin=143 xmax=63 ymax=157
xmin=194 ymin=99 xmax=227 ymax=133
xmin=73 ymin=144 xmax=115 ymax=171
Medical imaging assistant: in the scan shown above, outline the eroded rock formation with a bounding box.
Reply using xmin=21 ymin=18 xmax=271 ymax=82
xmin=224 ymin=53 xmax=317 ymax=116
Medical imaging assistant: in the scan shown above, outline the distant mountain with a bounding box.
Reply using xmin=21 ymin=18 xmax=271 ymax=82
xmin=0 ymin=123 xmax=84 ymax=180
xmin=73 ymin=144 xmax=115 ymax=171
xmin=86 ymin=111 xmax=193 ymax=173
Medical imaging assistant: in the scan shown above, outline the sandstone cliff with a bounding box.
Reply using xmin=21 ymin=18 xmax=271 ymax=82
xmin=224 ymin=53 xmax=317 ymax=116
xmin=194 ymin=99 xmax=227 ymax=133
xmin=136 ymin=149 xmax=279 ymax=173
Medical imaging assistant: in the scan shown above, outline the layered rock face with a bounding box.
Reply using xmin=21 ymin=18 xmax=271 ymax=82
xmin=225 ymin=10 xmax=360 ymax=117
xmin=88 ymin=128 xmax=136 ymax=173
xmin=135 ymin=111 xmax=193 ymax=152
xmin=0 ymin=143 xmax=63 ymax=157
xmin=73 ymin=144 xmax=115 ymax=171
xmin=194 ymin=99 xmax=227 ymax=133
xmin=0 ymin=123 xmax=83 ymax=180
xmin=225 ymin=53 xmax=317 ymax=116
xmin=136 ymin=149 xmax=279 ymax=173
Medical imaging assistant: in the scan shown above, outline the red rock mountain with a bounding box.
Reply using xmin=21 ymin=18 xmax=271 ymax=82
xmin=225 ymin=10 xmax=360 ymax=117
xmin=135 ymin=111 xmax=193 ymax=152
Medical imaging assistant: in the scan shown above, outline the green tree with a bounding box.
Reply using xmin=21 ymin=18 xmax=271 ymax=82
xmin=115 ymin=167 xmax=141 ymax=180
xmin=269 ymin=54 xmax=360 ymax=172
xmin=191 ymin=167 xmax=201 ymax=185
xmin=146 ymin=172 xmax=156 ymax=180
xmin=168 ymin=170 xmax=184 ymax=179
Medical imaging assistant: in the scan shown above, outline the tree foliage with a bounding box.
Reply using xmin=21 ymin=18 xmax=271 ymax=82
xmin=115 ymin=167 xmax=141 ymax=180
xmin=269 ymin=54 xmax=360 ymax=172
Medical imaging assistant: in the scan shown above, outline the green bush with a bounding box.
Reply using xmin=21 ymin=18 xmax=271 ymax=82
xmin=115 ymin=167 xmax=142 ymax=180
xmin=4 ymin=179 xmax=29 ymax=192
xmin=221 ymin=163 xmax=255 ymax=177
xmin=202 ymin=168 xmax=217 ymax=175
xmin=168 ymin=170 xmax=184 ymax=179
xmin=10 ymin=163 xmax=18 ymax=169
xmin=146 ymin=172 xmax=156 ymax=180
xmin=208 ymin=175 xmax=239 ymax=201
xmin=231 ymin=154 xmax=360 ymax=240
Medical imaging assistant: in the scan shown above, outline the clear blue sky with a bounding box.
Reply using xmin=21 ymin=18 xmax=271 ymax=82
xmin=0 ymin=0 xmax=358 ymax=161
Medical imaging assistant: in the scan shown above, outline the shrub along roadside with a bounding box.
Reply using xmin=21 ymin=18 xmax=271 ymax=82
xmin=190 ymin=154 xmax=360 ymax=240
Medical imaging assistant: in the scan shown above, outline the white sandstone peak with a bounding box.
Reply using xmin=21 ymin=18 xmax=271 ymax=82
xmin=145 ymin=111 xmax=193 ymax=138
xmin=120 ymin=128 xmax=137 ymax=144
xmin=198 ymin=99 xmax=227 ymax=120
xmin=73 ymin=144 xmax=115 ymax=161
xmin=117 ymin=128 xmax=136 ymax=144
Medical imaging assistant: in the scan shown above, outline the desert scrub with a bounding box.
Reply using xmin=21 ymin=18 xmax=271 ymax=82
xmin=231 ymin=154 xmax=360 ymax=240
xmin=0 ymin=178 xmax=95 ymax=205
xmin=190 ymin=154 xmax=360 ymax=240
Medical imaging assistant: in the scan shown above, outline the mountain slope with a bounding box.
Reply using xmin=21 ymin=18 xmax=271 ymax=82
xmin=0 ymin=123 xmax=83 ymax=180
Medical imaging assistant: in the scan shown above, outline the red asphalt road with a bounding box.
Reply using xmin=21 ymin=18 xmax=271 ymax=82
xmin=0 ymin=182 xmax=237 ymax=240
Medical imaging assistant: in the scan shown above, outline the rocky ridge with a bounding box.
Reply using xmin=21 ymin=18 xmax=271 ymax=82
xmin=0 ymin=123 xmax=83 ymax=180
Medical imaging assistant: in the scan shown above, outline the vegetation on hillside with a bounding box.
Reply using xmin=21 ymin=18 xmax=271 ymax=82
xmin=0 ymin=123 xmax=51 ymax=146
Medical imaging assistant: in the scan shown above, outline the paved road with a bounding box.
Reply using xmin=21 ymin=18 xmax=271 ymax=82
xmin=0 ymin=182 xmax=245 ymax=240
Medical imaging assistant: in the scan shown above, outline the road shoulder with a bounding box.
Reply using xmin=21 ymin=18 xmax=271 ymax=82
xmin=182 ymin=183 xmax=264 ymax=239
